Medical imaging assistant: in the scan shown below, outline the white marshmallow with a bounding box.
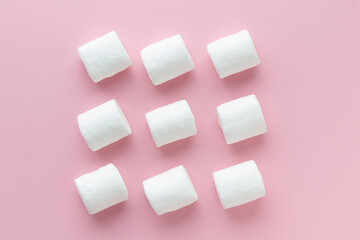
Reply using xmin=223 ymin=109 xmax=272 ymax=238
xmin=217 ymin=94 xmax=266 ymax=144
xmin=143 ymin=165 xmax=198 ymax=215
xmin=78 ymin=31 xmax=132 ymax=83
xmin=141 ymin=34 xmax=194 ymax=85
xmin=213 ymin=160 xmax=266 ymax=209
xmin=74 ymin=164 xmax=129 ymax=215
xmin=145 ymin=100 xmax=197 ymax=147
xmin=78 ymin=99 xmax=132 ymax=151
xmin=207 ymin=29 xmax=260 ymax=78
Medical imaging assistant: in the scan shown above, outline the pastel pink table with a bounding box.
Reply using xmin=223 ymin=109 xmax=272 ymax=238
xmin=1 ymin=0 xmax=359 ymax=239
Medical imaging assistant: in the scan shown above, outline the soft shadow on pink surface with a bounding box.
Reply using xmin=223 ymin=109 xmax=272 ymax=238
xmin=94 ymin=67 xmax=134 ymax=90
xmin=94 ymin=135 xmax=134 ymax=159
xmin=221 ymin=67 xmax=260 ymax=87
xmin=228 ymin=135 xmax=267 ymax=155
xmin=159 ymin=203 xmax=198 ymax=224
xmin=225 ymin=199 xmax=265 ymax=221
xmin=157 ymin=138 xmax=195 ymax=157
xmin=91 ymin=202 xmax=129 ymax=223
xmin=153 ymin=71 xmax=194 ymax=93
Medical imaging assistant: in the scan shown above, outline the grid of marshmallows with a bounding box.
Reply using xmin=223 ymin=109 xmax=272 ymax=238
xmin=75 ymin=29 xmax=267 ymax=215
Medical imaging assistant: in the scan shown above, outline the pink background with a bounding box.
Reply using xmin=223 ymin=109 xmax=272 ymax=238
xmin=1 ymin=0 xmax=359 ymax=239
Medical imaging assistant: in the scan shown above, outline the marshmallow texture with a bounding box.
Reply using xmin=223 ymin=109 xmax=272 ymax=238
xmin=217 ymin=94 xmax=266 ymax=144
xmin=145 ymin=100 xmax=197 ymax=147
xmin=78 ymin=99 xmax=132 ymax=151
xmin=74 ymin=164 xmax=129 ymax=215
xmin=213 ymin=160 xmax=265 ymax=209
xmin=207 ymin=29 xmax=260 ymax=78
xmin=78 ymin=31 xmax=132 ymax=83
xmin=141 ymin=34 xmax=194 ymax=85
xmin=143 ymin=165 xmax=198 ymax=215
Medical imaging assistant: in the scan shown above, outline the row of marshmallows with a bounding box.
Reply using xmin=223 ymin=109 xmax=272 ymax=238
xmin=77 ymin=94 xmax=267 ymax=151
xmin=75 ymin=161 xmax=265 ymax=215
xmin=78 ymin=30 xmax=260 ymax=84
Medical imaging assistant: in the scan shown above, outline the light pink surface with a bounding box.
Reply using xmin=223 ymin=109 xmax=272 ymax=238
xmin=0 ymin=0 xmax=359 ymax=239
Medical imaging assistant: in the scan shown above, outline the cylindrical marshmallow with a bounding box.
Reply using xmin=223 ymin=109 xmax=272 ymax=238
xmin=78 ymin=99 xmax=132 ymax=151
xmin=74 ymin=164 xmax=129 ymax=215
xmin=213 ymin=160 xmax=265 ymax=209
xmin=143 ymin=165 xmax=198 ymax=215
xmin=217 ymin=94 xmax=266 ymax=144
xmin=207 ymin=29 xmax=260 ymax=78
xmin=145 ymin=100 xmax=197 ymax=147
xmin=141 ymin=34 xmax=194 ymax=85
xmin=78 ymin=31 xmax=132 ymax=83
